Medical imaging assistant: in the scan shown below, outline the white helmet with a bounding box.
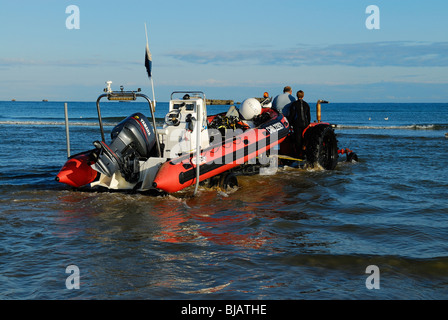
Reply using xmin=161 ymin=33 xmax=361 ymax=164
xmin=239 ymin=98 xmax=261 ymax=120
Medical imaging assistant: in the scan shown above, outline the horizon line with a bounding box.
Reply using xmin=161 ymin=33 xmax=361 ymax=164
xmin=2 ymin=100 xmax=447 ymax=104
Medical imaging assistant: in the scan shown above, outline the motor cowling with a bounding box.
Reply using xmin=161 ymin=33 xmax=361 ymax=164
xmin=92 ymin=112 xmax=156 ymax=183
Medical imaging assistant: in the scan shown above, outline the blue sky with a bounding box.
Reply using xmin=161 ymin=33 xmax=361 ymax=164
xmin=0 ymin=0 xmax=447 ymax=102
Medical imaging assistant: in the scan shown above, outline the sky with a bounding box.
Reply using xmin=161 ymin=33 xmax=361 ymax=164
xmin=0 ymin=0 xmax=447 ymax=103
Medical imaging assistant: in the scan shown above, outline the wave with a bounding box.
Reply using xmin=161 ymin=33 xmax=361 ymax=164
xmin=336 ymin=124 xmax=448 ymax=131
xmin=277 ymin=253 xmax=448 ymax=277
xmin=0 ymin=120 xmax=103 ymax=127
xmin=0 ymin=117 xmax=166 ymax=127
xmin=2 ymin=119 xmax=447 ymax=133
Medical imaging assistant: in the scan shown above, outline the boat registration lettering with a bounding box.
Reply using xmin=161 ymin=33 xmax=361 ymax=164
xmin=265 ymin=122 xmax=284 ymax=134
xmin=191 ymin=155 xmax=207 ymax=165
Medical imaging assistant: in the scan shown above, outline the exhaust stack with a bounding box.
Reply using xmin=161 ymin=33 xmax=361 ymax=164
xmin=316 ymin=100 xmax=329 ymax=122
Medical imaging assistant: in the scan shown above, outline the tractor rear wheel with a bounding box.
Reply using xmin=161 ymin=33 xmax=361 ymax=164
xmin=305 ymin=125 xmax=338 ymax=170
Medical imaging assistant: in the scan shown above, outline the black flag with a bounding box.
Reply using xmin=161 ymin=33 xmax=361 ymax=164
xmin=145 ymin=43 xmax=152 ymax=78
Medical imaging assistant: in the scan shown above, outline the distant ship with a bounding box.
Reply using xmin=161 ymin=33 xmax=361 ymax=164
xmin=42 ymin=99 xmax=48 ymax=102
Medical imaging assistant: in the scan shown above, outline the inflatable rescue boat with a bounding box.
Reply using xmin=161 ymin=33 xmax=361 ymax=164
xmin=56 ymin=86 xmax=290 ymax=194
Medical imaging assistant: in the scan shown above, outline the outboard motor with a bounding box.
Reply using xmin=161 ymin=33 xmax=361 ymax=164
xmin=92 ymin=112 xmax=156 ymax=183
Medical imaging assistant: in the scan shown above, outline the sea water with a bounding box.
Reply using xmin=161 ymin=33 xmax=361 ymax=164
xmin=0 ymin=100 xmax=447 ymax=299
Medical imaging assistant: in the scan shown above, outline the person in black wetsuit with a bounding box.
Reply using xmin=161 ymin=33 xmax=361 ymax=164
xmin=287 ymin=90 xmax=311 ymax=158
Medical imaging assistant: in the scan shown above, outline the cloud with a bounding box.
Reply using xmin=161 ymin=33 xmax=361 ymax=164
xmin=0 ymin=57 xmax=140 ymax=68
xmin=167 ymin=41 xmax=448 ymax=68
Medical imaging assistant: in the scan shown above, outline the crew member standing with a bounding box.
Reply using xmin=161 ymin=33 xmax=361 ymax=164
xmin=287 ymin=90 xmax=311 ymax=158
xmin=272 ymin=86 xmax=295 ymax=114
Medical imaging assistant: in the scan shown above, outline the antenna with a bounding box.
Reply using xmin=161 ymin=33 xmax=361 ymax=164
xmin=144 ymin=22 xmax=156 ymax=111
xmin=144 ymin=23 xmax=149 ymax=46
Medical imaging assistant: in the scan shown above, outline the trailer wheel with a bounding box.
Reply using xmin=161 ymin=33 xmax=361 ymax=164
xmin=346 ymin=152 xmax=358 ymax=162
xmin=220 ymin=173 xmax=238 ymax=189
xmin=305 ymin=125 xmax=338 ymax=170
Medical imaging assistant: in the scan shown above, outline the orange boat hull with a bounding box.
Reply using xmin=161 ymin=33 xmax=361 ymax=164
xmin=153 ymin=111 xmax=289 ymax=193
xmin=56 ymin=152 xmax=98 ymax=188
